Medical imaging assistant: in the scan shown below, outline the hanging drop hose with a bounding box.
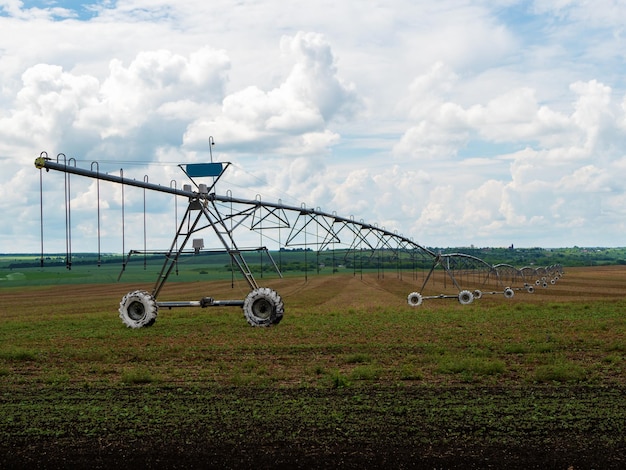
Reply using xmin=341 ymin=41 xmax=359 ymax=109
xmin=91 ymin=162 xmax=101 ymax=267
xmin=39 ymin=158 xmax=45 ymax=268
xmin=170 ymin=179 xmax=179 ymax=276
xmin=63 ymin=156 xmax=75 ymax=270
xmin=120 ymin=168 xmax=126 ymax=273
xmin=228 ymin=189 xmax=234 ymax=288
xmin=256 ymin=194 xmax=263 ymax=279
xmin=143 ymin=175 xmax=148 ymax=270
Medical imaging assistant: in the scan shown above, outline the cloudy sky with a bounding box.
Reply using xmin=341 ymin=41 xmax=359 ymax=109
xmin=1 ymin=0 xmax=626 ymax=255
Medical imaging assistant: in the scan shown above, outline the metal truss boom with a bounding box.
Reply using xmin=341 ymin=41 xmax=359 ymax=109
xmin=35 ymin=155 xmax=438 ymax=259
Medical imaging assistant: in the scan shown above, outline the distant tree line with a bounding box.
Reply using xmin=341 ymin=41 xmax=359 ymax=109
xmin=3 ymin=247 xmax=626 ymax=270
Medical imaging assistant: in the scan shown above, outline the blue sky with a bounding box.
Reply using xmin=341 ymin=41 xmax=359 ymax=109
xmin=4 ymin=0 xmax=103 ymax=19
xmin=1 ymin=0 xmax=626 ymax=254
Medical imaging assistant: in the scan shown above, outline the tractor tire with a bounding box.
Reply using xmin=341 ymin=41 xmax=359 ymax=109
xmin=407 ymin=292 xmax=423 ymax=307
xmin=458 ymin=290 xmax=474 ymax=305
xmin=119 ymin=290 xmax=158 ymax=328
xmin=243 ymin=287 xmax=284 ymax=327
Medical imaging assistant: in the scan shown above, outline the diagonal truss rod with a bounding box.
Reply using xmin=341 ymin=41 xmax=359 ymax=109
xmin=152 ymin=199 xmax=259 ymax=298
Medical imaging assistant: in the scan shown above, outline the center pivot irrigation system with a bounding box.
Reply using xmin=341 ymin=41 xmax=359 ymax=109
xmin=35 ymin=150 xmax=563 ymax=328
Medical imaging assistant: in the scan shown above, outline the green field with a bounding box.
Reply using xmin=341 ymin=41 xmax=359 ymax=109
xmin=0 ymin=250 xmax=353 ymax=288
xmin=2 ymin=245 xmax=626 ymax=288
xmin=0 ymin=265 xmax=625 ymax=468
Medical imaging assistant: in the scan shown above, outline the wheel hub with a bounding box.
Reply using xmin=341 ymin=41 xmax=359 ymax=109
xmin=128 ymin=301 xmax=146 ymax=321
xmin=252 ymin=299 xmax=272 ymax=319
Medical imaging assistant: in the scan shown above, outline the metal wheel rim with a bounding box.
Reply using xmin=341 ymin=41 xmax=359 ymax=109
xmin=252 ymin=298 xmax=272 ymax=320
xmin=128 ymin=300 xmax=146 ymax=321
